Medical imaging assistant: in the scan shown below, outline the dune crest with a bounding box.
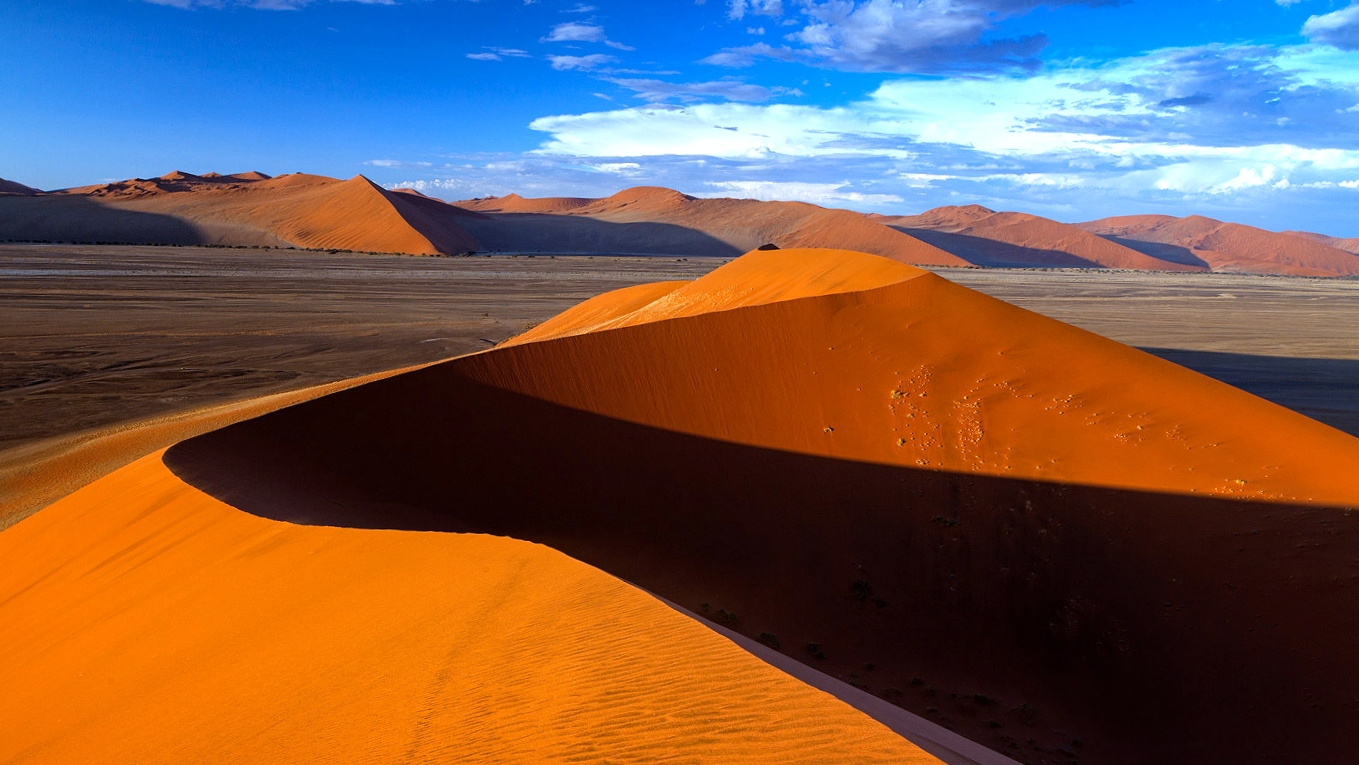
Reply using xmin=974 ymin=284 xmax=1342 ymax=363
xmin=885 ymin=206 xmax=1202 ymax=271
xmin=1078 ymin=214 xmax=1359 ymax=276
xmin=0 ymin=450 xmax=940 ymax=765
xmin=1283 ymin=228 xmax=1359 ymax=255
xmin=0 ymin=171 xmax=478 ymax=254
xmin=454 ymin=186 xmax=967 ymax=265
xmin=0 ymin=177 xmax=41 ymax=195
xmin=146 ymin=246 xmax=1359 ymax=763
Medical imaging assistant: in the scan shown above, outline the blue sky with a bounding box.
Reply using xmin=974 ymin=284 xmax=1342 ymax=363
xmin=6 ymin=0 xmax=1359 ymax=233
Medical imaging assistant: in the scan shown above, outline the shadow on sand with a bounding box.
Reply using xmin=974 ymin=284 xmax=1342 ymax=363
xmin=459 ymin=213 xmax=745 ymax=256
xmin=1142 ymin=347 xmax=1359 ymax=437
xmin=166 ymin=356 xmax=1359 ymax=765
xmin=888 ymin=227 xmax=1106 ymax=269
xmin=0 ymin=195 xmax=205 ymax=246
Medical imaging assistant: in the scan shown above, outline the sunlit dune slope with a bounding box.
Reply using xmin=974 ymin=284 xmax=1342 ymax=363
xmin=454 ymin=186 xmax=967 ymax=266
xmin=0 ymin=172 xmax=479 ymax=255
xmin=505 ymin=247 xmax=1359 ymax=502
xmin=0 ymin=452 xmax=936 ymax=764
xmin=882 ymin=205 xmax=1202 ymax=271
xmin=167 ymin=247 xmax=1359 ymax=764
xmin=1078 ymin=214 xmax=1359 ymax=276
xmin=1283 ymin=228 xmax=1359 ymax=255
xmin=458 ymin=191 xmax=595 ymax=213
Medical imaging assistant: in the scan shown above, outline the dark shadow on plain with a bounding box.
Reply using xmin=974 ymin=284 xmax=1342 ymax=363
xmin=1142 ymin=347 xmax=1359 ymax=437
xmin=888 ymin=227 xmax=1105 ymax=269
xmin=459 ymin=212 xmax=745 ymax=256
xmin=1093 ymin=235 xmax=1209 ymax=268
xmin=0 ymin=195 xmax=205 ymax=246
xmin=166 ymin=359 xmax=1359 ymax=765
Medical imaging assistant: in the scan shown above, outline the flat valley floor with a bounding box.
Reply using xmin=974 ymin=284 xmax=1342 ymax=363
xmin=3 ymin=243 xmax=1356 ymax=521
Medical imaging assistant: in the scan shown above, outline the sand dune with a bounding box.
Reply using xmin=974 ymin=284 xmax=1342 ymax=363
xmin=0 ymin=177 xmax=41 ymax=195
xmin=151 ymin=248 xmax=1359 ymax=764
xmin=882 ymin=205 xmax=1202 ymax=271
xmin=0 ymin=450 xmax=939 ymax=765
xmin=0 ymin=171 xmax=479 ymax=255
xmin=455 ymin=187 xmax=968 ymax=265
xmin=1078 ymin=214 xmax=1359 ymax=276
xmin=8 ymin=171 xmax=1359 ymax=275
xmin=7 ymin=246 xmax=1359 ymax=763
xmin=1283 ymin=229 xmax=1359 ymax=256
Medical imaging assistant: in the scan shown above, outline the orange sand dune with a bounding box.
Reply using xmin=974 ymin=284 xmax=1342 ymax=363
xmin=0 ymin=451 xmax=938 ymax=765
xmin=883 ymin=205 xmax=1202 ymax=271
xmin=458 ymin=191 xmax=596 ymax=214
xmin=0 ymin=172 xmax=478 ymax=255
xmin=155 ymin=248 xmax=1359 ymax=764
xmin=454 ymin=186 xmax=967 ymax=266
xmin=1078 ymin=214 xmax=1359 ymax=276
xmin=1283 ymin=229 xmax=1359 ymax=256
xmin=9 ymin=247 xmax=1359 ymax=764
xmin=0 ymin=177 xmax=41 ymax=195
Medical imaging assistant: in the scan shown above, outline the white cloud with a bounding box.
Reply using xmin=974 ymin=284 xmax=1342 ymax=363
xmin=141 ymin=0 xmax=394 ymax=8
xmin=708 ymin=0 xmax=1110 ymax=74
xmin=1303 ymin=4 xmax=1359 ymax=50
xmin=544 ymin=21 xmax=634 ymax=51
xmin=1210 ymin=165 xmax=1277 ymax=193
xmin=531 ymin=43 xmax=1359 ymax=200
xmin=589 ymin=162 xmax=643 ymax=174
xmin=467 ymin=53 xmax=502 ymax=61
xmin=548 ymin=54 xmax=617 ymax=71
xmin=365 ymin=159 xmax=432 ymax=168
xmin=700 ymin=180 xmax=901 ymax=205
xmin=727 ymin=0 xmax=782 ymax=21
xmin=607 ymin=77 xmax=795 ymax=102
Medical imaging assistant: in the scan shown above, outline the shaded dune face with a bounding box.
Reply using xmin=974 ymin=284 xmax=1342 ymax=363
xmin=168 ymin=249 xmax=1359 ymax=765
xmin=455 ymin=187 xmax=968 ymax=266
xmin=1077 ymin=215 xmax=1359 ymax=277
xmin=0 ymin=172 xmax=480 ymax=255
xmin=882 ymin=207 xmax=1203 ymax=272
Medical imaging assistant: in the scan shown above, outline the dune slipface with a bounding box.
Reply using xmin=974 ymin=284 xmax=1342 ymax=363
xmin=6 ymin=248 xmax=1359 ymax=765
xmin=1078 ymin=214 xmax=1359 ymax=276
xmin=456 ymin=186 xmax=967 ymax=266
xmin=0 ymin=172 xmax=480 ymax=255
xmin=881 ymin=205 xmax=1204 ymax=271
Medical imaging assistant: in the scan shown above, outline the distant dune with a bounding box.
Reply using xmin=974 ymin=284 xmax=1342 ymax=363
xmin=881 ymin=205 xmax=1202 ymax=271
xmin=1282 ymin=229 xmax=1359 ymax=256
xmin=0 ymin=177 xmax=40 ymax=195
xmin=5 ymin=171 xmax=1359 ymax=274
xmin=1077 ymin=214 xmax=1359 ymax=276
xmin=0 ymin=171 xmax=479 ymax=255
xmin=455 ymin=186 xmax=968 ymax=266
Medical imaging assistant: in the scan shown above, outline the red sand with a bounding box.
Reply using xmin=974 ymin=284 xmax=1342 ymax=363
xmin=159 ymin=248 xmax=1359 ymax=763
xmin=1078 ymin=214 xmax=1359 ymax=276
xmin=0 ymin=451 xmax=937 ymax=764
xmin=884 ymin=206 xmax=1202 ymax=271
xmin=0 ymin=172 xmax=479 ymax=255
xmin=1283 ymin=229 xmax=1359 ymax=256
xmin=7 ymin=246 xmax=1359 ymax=764
xmin=455 ymin=186 xmax=968 ymax=266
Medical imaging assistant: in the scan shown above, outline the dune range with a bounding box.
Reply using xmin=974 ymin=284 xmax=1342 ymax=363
xmin=5 ymin=247 xmax=1359 ymax=765
xmin=0 ymin=171 xmax=479 ymax=255
xmin=6 ymin=172 xmax=1359 ymax=274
